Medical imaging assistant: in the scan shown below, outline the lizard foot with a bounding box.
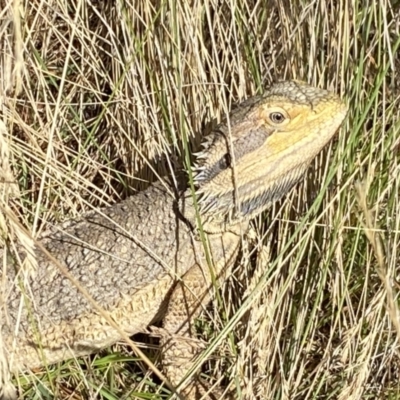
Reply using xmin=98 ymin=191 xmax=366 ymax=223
xmin=160 ymin=263 xmax=236 ymax=399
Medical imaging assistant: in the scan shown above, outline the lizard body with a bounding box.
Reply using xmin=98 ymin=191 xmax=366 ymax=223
xmin=0 ymin=81 xmax=347 ymax=399
xmin=3 ymin=182 xmax=240 ymax=369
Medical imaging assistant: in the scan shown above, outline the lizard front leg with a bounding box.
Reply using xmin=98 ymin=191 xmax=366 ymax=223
xmin=160 ymin=262 xmax=235 ymax=400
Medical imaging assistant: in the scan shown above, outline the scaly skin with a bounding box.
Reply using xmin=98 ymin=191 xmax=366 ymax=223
xmin=0 ymin=81 xmax=347 ymax=399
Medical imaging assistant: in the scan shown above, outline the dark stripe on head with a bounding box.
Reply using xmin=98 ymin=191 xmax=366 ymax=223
xmin=233 ymin=126 xmax=270 ymax=160
xmin=196 ymin=126 xmax=270 ymax=184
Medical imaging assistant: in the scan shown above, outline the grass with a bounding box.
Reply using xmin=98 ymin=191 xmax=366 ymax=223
xmin=1 ymin=0 xmax=400 ymax=398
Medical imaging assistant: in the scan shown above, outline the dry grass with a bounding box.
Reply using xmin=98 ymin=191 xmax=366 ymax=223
xmin=1 ymin=0 xmax=400 ymax=398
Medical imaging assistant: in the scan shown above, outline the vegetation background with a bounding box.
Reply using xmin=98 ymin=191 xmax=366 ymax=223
xmin=0 ymin=0 xmax=399 ymax=398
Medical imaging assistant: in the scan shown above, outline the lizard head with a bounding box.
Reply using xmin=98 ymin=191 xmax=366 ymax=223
xmin=184 ymin=80 xmax=348 ymax=232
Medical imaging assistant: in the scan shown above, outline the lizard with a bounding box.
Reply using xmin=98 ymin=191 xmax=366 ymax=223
xmin=0 ymin=80 xmax=347 ymax=399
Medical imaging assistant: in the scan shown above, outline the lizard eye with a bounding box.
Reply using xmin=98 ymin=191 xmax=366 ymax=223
xmin=269 ymin=112 xmax=286 ymax=124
